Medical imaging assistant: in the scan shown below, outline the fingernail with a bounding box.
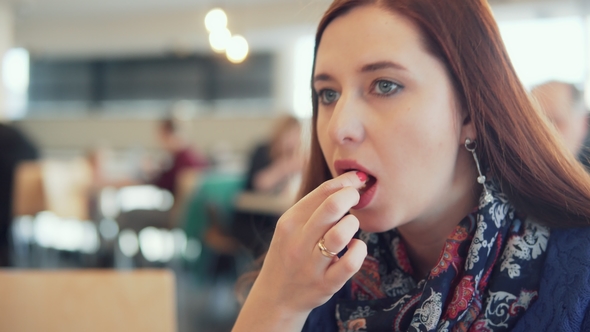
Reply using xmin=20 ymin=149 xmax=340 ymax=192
xmin=356 ymin=171 xmax=368 ymax=183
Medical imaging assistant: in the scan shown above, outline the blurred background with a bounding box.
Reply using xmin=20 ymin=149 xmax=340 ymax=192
xmin=0 ymin=0 xmax=589 ymax=331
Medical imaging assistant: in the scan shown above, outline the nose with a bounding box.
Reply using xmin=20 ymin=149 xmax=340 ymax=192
xmin=328 ymin=93 xmax=365 ymax=145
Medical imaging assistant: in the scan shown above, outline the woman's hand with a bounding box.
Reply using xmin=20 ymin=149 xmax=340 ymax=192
xmin=233 ymin=171 xmax=368 ymax=331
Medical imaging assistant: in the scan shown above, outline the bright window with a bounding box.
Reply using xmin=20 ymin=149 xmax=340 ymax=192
xmin=498 ymin=17 xmax=586 ymax=88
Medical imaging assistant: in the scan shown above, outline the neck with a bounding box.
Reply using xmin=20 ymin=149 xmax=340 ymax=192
xmin=397 ymin=183 xmax=479 ymax=280
xmin=401 ymin=229 xmax=459 ymax=280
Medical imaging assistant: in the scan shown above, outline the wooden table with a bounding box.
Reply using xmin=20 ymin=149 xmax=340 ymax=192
xmin=0 ymin=269 xmax=177 ymax=332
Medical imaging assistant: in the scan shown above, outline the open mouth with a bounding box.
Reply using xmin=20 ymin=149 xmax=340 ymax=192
xmin=345 ymin=169 xmax=377 ymax=195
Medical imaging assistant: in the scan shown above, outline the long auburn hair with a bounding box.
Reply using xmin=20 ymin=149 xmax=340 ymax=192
xmin=298 ymin=0 xmax=590 ymax=228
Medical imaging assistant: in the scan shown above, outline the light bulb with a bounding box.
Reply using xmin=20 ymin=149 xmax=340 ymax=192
xmin=2 ymin=48 xmax=29 ymax=93
xmin=226 ymin=35 xmax=249 ymax=64
xmin=204 ymin=8 xmax=227 ymax=33
xmin=209 ymin=28 xmax=232 ymax=53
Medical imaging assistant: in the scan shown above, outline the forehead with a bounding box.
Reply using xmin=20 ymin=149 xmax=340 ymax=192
xmin=535 ymin=84 xmax=572 ymax=103
xmin=315 ymin=5 xmax=428 ymax=70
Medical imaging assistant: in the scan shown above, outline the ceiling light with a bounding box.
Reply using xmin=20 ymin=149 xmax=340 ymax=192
xmin=2 ymin=48 xmax=29 ymax=93
xmin=204 ymin=8 xmax=228 ymax=33
xmin=209 ymin=28 xmax=232 ymax=53
xmin=226 ymin=35 xmax=249 ymax=64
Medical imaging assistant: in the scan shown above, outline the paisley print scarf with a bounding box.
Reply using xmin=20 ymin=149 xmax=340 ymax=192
xmin=336 ymin=183 xmax=550 ymax=332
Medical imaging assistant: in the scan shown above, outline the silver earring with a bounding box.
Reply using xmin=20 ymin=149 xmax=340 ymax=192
xmin=465 ymin=138 xmax=493 ymax=203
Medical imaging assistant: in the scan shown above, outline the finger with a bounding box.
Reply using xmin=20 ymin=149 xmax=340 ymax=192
xmin=314 ymin=214 xmax=359 ymax=260
xmin=289 ymin=171 xmax=368 ymax=221
xmin=302 ymin=186 xmax=359 ymax=242
xmin=324 ymin=239 xmax=367 ymax=290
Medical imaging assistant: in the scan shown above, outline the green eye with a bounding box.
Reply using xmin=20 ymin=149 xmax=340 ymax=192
xmin=319 ymin=89 xmax=340 ymax=105
xmin=374 ymin=80 xmax=400 ymax=95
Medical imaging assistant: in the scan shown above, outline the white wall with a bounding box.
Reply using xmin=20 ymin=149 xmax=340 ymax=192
xmin=15 ymin=115 xmax=280 ymax=156
xmin=13 ymin=2 xmax=328 ymax=58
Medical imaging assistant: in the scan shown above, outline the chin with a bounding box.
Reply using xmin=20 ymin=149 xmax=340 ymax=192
xmin=360 ymin=224 xmax=396 ymax=233
xmin=353 ymin=210 xmax=400 ymax=234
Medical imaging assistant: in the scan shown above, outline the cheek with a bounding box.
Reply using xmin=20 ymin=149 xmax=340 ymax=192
xmin=378 ymin=104 xmax=460 ymax=177
xmin=316 ymin=116 xmax=332 ymax=154
xmin=317 ymin=109 xmax=332 ymax=134
xmin=389 ymin=103 xmax=459 ymax=148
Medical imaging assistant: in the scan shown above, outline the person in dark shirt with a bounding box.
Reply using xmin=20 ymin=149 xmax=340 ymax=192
xmin=151 ymin=118 xmax=209 ymax=197
xmin=244 ymin=115 xmax=303 ymax=194
xmin=0 ymin=122 xmax=39 ymax=266
xmin=234 ymin=115 xmax=304 ymax=257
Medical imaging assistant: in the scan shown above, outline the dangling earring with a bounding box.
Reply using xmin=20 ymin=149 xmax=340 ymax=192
xmin=464 ymin=138 xmax=493 ymax=203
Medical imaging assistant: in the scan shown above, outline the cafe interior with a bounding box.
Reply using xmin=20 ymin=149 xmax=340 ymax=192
xmin=0 ymin=0 xmax=588 ymax=331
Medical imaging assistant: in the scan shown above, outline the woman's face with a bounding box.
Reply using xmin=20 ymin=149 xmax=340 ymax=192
xmin=314 ymin=5 xmax=476 ymax=233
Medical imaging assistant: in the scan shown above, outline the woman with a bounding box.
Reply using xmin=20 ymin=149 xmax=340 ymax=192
xmin=233 ymin=0 xmax=590 ymax=331
xmin=233 ymin=115 xmax=304 ymax=257
xmin=244 ymin=114 xmax=303 ymax=195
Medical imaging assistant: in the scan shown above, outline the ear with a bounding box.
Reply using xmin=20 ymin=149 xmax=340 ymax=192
xmin=459 ymin=113 xmax=477 ymax=144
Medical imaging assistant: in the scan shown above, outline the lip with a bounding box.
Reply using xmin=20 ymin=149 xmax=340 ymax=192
xmin=333 ymin=159 xmax=377 ymax=209
xmin=333 ymin=159 xmax=372 ymax=176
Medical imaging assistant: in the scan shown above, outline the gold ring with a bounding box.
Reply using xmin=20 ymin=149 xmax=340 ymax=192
xmin=318 ymin=238 xmax=337 ymax=258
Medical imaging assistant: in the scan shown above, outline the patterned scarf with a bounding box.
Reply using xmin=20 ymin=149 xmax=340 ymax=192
xmin=336 ymin=183 xmax=550 ymax=332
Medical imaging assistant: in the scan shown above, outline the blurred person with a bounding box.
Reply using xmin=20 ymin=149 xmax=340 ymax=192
xmin=85 ymin=145 xmax=119 ymax=221
xmin=150 ymin=117 xmax=209 ymax=198
xmin=244 ymin=114 xmax=304 ymax=195
xmin=0 ymin=122 xmax=39 ymax=266
xmin=86 ymin=145 xmax=113 ymax=190
xmin=233 ymin=0 xmax=590 ymax=331
xmin=531 ymin=80 xmax=588 ymax=158
xmin=233 ymin=115 xmax=305 ymax=258
xmin=84 ymin=119 xmax=209 ymax=228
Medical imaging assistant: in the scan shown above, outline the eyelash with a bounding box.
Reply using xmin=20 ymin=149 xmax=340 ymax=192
xmin=316 ymin=79 xmax=404 ymax=106
xmin=317 ymin=89 xmax=339 ymax=105
xmin=370 ymin=79 xmax=403 ymax=97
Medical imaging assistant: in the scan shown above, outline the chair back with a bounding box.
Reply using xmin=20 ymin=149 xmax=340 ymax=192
xmin=12 ymin=161 xmax=46 ymax=217
xmin=42 ymin=158 xmax=92 ymax=220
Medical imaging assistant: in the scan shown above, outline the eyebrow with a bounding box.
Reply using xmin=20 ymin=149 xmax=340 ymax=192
xmin=313 ymin=73 xmax=333 ymax=83
xmin=313 ymin=60 xmax=408 ymax=83
xmin=361 ymin=61 xmax=407 ymax=73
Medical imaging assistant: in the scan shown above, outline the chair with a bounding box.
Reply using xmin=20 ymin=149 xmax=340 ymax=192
xmin=12 ymin=161 xmax=46 ymax=217
xmin=170 ymin=168 xmax=202 ymax=229
xmin=181 ymin=171 xmax=246 ymax=282
xmin=42 ymin=158 xmax=93 ymax=220
xmin=0 ymin=269 xmax=177 ymax=332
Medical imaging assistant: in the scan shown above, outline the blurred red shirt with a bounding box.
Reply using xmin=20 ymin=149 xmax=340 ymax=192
xmin=152 ymin=147 xmax=209 ymax=196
